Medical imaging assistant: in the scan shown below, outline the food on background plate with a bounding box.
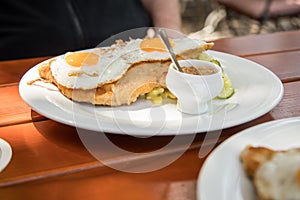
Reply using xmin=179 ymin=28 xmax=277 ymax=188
xmin=240 ymin=145 xmax=300 ymax=200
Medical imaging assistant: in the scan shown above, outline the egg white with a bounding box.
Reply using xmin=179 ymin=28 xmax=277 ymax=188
xmin=255 ymin=149 xmax=300 ymax=199
xmin=50 ymin=38 xmax=207 ymax=90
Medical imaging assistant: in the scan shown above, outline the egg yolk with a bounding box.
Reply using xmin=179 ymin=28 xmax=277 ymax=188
xmin=65 ymin=52 xmax=99 ymax=67
xmin=140 ymin=38 xmax=175 ymax=52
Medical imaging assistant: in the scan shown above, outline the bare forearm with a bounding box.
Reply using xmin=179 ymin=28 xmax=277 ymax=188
xmin=142 ymin=0 xmax=182 ymax=31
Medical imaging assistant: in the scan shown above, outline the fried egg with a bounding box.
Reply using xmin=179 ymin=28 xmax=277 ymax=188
xmin=241 ymin=146 xmax=300 ymax=200
xmin=254 ymin=149 xmax=300 ymax=199
xmin=50 ymin=37 xmax=210 ymax=90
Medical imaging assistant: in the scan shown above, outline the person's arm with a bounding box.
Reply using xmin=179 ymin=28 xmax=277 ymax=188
xmin=141 ymin=0 xmax=182 ymax=31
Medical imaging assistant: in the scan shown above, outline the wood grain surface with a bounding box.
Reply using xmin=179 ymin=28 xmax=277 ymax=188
xmin=0 ymin=30 xmax=299 ymax=200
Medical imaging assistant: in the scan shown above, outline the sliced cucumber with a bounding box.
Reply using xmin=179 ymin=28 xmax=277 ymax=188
xmin=217 ymin=73 xmax=235 ymax=99
xmin=210 ymin=59 xmax=221 ymax=67
xmin=217 ymin=86 xmax=235 ymax=99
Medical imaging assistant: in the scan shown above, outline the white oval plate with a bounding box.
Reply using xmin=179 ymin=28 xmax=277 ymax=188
xmin=0 ymin=138 xmax=12 ymax=173
xmin=197 ymin=117 xmax=300 ymax=200
xmin=19 ymin=50 xmax=283 ymax=135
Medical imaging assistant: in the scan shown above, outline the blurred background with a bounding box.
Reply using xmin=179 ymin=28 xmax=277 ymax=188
xmin=180 ymin=0 xmax=300 ymax=40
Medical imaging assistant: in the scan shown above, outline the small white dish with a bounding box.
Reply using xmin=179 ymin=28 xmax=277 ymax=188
xmin=166 ymin=60 xmax=223 ymax=115
xmin=0 ymin=138 xmax=12 ymax=173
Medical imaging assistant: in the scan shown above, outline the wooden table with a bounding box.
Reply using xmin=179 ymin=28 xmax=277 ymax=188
xmin=0 ymin=30 xmax=299 ymax=200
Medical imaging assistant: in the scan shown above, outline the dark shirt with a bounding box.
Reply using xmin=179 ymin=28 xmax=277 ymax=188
xmin=0 ymin=0 xmax=152 ymax=60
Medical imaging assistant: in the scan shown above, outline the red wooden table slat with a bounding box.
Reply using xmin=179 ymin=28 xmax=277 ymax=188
xmin=269 ymin=81 xmax=300 ymax=119
xmin=0 ymin=119 xmax=210 ymax=186
xmin=246 ymin=50 xmax=300 ymax=82
xmin=0 ymin=80 xmax=299 ymax=193
xmin=212 ymin=30 xmax=300 ymax=56
xmin=0 ymin=85 xmax=45 ymax=127
xmin=0 ymin=57 xmax=51 ymax=85
xmin=1 ymin=146 xmax=204 ymax=200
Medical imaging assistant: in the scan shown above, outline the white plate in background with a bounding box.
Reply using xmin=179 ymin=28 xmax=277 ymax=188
xmin=197 ymin=117 xmax=300 ymax=200
xmin=0 ymin=138 xmax=12 ymax=173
